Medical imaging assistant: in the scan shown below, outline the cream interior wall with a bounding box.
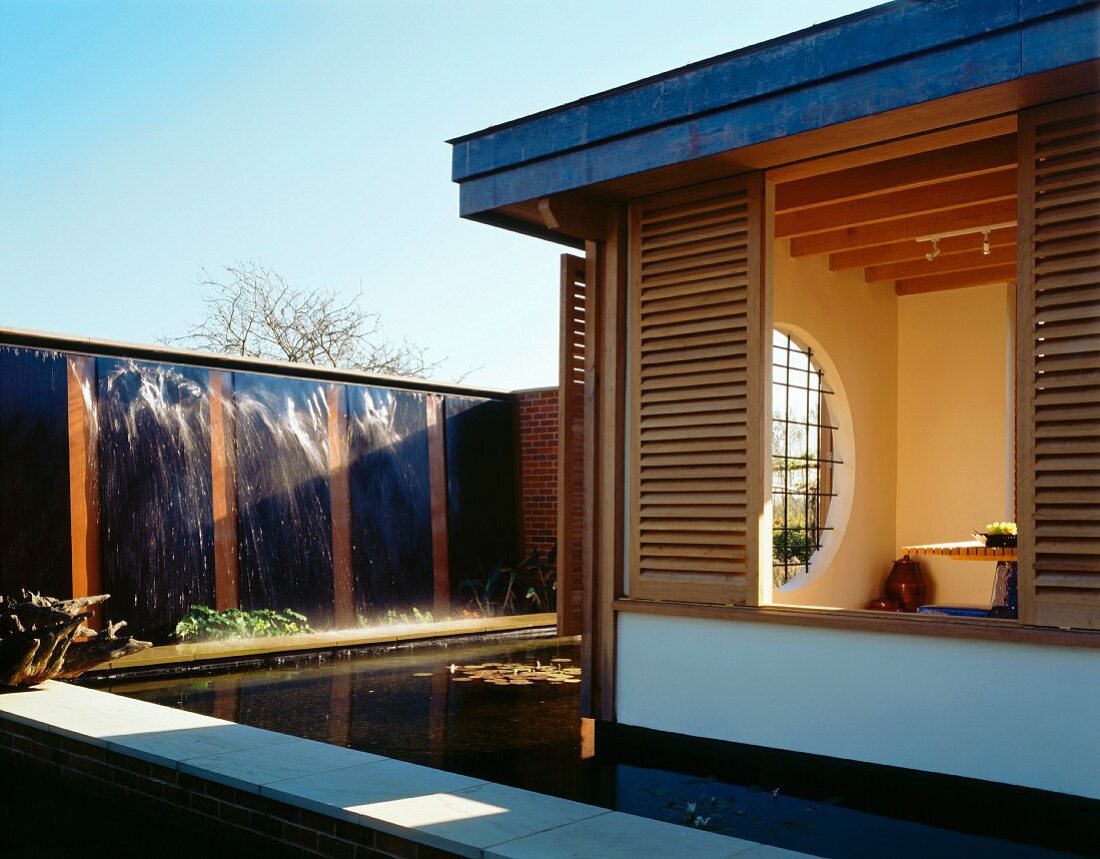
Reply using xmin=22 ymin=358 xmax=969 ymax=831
xmin=895 ymin=283 xmax=1011 ymax=606
xmin=772 ymin=241 xmax=898 ymax=608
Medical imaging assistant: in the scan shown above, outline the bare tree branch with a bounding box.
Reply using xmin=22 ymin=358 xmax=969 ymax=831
xmin=160 ymin=262 xmax=442 ymax=378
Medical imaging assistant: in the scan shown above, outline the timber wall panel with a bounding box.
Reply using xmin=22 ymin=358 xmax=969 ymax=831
xmin=629 ymin=176 xmax=767 ymax=605
xmin=1017 ymin=93 xmax=1100 ymax=631
xmin=558 ymin=254 xmax=587 ymax=635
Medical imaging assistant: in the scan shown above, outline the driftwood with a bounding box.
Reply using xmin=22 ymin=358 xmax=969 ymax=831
xmin=0 ymin=592 xmax=151 ymax=687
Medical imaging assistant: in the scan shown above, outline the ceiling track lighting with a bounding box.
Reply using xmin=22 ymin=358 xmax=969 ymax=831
xmin=916 ymin=221 xmax=1017 ymax=262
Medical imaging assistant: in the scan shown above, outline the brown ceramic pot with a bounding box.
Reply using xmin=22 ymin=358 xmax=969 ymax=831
xmin=884 ymin=554 xmax=928 ymax=612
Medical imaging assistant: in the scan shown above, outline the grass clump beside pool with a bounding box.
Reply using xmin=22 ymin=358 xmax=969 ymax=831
xmin=175 ymin=605 xmax=313 ymax=641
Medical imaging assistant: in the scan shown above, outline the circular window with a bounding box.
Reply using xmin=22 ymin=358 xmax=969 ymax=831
xmin=771 ymin=330 xmax=841 ymax=587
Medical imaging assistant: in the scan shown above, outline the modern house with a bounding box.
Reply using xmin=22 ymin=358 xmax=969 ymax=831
xmin=450 ymin=0 xmax=1100 ymax=800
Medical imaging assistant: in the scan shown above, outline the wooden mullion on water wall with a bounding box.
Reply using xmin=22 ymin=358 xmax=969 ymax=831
xmin=427 ymin=394 xmax=452 ymax=618
xmin=67 ymin=354 xmax=102 ymax=629
xmin=327 ymin=384 xmax=356 ymax=628
xmin=1017 ymin=94 xmax=1100 ymax=631
xmin=209 ymin=371 xmax=240 ymax=612
xmin=628 ymin=174 xmax=770 ymax=606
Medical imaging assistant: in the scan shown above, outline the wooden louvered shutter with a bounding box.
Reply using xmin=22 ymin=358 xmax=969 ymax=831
xmin=557 ymin=253 xmax=586 ymax=636
xmin=1017 ymin=94 xmax=1100 ymax=630
xmin=629 ymin=175 xmax=770 ymax=605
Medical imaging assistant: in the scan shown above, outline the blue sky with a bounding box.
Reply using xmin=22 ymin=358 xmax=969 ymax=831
xmin=1 ymin=0 xmax=882 ymax=390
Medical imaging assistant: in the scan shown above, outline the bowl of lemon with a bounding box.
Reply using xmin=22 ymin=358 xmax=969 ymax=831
xmin=981 ymin=521 xmax=1017 ymax=548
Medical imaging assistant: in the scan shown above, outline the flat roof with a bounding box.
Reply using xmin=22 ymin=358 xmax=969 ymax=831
xmin=450 ymin=0 xmax=1099 ymax=226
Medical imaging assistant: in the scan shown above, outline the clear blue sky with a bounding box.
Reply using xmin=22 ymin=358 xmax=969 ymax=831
xmin=1 ymin=0 xmax=882 ymax=390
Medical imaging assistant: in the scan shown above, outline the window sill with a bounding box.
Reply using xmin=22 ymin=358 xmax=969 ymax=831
xmin=612 ymin=598 xmax=1100 ymax=649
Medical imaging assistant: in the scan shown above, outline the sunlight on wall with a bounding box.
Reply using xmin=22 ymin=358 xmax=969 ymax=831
xmin=896 ymin=283 xmax=1011 ymax=606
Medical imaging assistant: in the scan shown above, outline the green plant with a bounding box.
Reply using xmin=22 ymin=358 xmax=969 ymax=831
xmin=174 ymin=605 xmax=313 ymax=641
xmin=460 ymin=547 xmax=556 ymax=618
xmin=358 ymin=607 xmax=435 ymax=626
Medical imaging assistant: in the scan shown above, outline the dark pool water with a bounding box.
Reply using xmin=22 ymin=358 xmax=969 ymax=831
xmin=106 ymin=636 xmax=1088 ymax=858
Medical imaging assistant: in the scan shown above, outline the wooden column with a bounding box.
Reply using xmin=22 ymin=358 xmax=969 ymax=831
xmin=209 ymin=371 xmax=240 ymax=612
xmin=327 ymin=385 xmax=356 ymax=628
xmin=426 ymin=394 xmax=451 ymax=618
xmin=67 ymin=354 xmax=102 ymax=629
xmin=582 ymin=205 xmax=628 ymax=723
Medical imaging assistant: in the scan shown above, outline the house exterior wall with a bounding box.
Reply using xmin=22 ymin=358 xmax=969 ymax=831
xmin=896 ymin=282 xmax=1012 ymax=607
xmin=616 ymin=611 xmax=1100 ymax=799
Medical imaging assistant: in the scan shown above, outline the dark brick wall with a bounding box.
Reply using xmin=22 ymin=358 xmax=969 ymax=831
xmin=0 ymin=715 xmax=461 ymax=859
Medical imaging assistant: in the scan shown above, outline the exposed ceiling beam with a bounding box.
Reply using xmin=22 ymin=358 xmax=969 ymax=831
xmin=867 ymin=244 xmax=1016 ymax=282
xmin=775 ymin=134 xmax=1016 ymax=211
xmin=829 ymin=226 xmax=1017 ymax=270
xmin=775 ymin=169 xmax=1016 ymax=238
xmin=895 ymin=263 xmax=1016 ymax=296
xmin=789 ymin=199 xmax=1017 ymax=256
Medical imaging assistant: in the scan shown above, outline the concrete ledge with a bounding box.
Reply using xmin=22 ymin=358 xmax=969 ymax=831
xmin=94 ymin=614 xmax=558 ymax=674
xmin=0 ymin=681 xmax=806 ymax=859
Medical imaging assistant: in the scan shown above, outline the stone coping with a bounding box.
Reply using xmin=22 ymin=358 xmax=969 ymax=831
xmin=0 ymin=681 xmax=807 ymax=859
xmin=96 ymin=614 xmax=558 ymax=674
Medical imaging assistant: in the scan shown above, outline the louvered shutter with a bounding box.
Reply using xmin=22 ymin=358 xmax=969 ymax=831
xmin=557 ymin=252 xmax=586 ymax=636
xmin=1017 ymin=95 xmax=1100 ymax=630
xmin=629 ymin=176 xmax=769 ymax=605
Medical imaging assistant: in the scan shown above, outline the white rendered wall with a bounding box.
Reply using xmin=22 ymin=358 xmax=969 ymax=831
xmin=617 ymin=612 xmax=1100 ymax=799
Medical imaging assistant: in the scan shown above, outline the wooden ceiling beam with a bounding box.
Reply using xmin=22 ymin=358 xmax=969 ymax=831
xmin=895 ymin=262 xmax=1016 ymax=296
xmin=829 ymin=226 xmax=1017 ymax=270
xmin=775 ymin=169 xmax=1016 ymax=238
xmin=775 ymin=134 xmax=1016 ymax=211
xmin=789 ymin=199 xmax=1017 ymax=256
xmin=867 ymin=244 xmax=1016 ymax=282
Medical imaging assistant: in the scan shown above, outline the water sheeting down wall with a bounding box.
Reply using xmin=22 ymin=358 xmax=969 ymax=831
xmin=97 ymin=359 xmax=216 ymax=641
xmin=445 ymin=396 xmax=518 ymax=599
xmin=235 ymin=373 xmax=336 ymax=627
xmin=0 ymin=346 xmax=72 ymax=599
xmin=348 ymin=386 xmax=433 ymax=619
xmin=0 ymin=337 xmax=519 ymax=643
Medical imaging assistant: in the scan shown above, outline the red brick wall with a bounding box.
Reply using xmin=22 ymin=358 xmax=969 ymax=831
xmin=516 ymin=388 xmax=558 ymax=568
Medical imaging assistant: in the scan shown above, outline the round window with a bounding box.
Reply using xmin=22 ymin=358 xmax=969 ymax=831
xmin=771 ymin=330 xmax=841 ymax=587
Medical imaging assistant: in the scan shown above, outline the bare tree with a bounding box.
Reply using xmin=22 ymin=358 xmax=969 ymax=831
xmin=161 ymin=262 xmax=440 ymax=378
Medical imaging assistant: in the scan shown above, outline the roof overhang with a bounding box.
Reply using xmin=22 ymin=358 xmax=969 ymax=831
xmin=449 ymin=0 xmax=1100 ymax=244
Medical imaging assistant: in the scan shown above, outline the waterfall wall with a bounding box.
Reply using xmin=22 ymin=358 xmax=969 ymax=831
xmin=0 ymin=333 xmax=518 ymax=642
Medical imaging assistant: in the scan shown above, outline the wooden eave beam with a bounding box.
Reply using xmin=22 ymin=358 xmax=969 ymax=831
xmin=895 ymin=262 xmax=1016 ymax=295
xmin=866 ymin=243 xmax=1016 ymax=282
xmin=775 ymin=169 xmax=1016 ymax=238
xmin=829 ymin=226 xmax=1017 ymax=270
xmin=538 ymin=195 xmax=609 ymax=241
xmin=789 ymin=198 xmax=1017 ymax=256
xmin=774 ymin=134 xmax=1016 ymax=211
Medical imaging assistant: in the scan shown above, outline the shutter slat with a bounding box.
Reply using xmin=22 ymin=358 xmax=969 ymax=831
xmin=631 ymin=176 xmax=765 ymax=605
xmin=1019 ymin=96 xmax=1100 ymax=630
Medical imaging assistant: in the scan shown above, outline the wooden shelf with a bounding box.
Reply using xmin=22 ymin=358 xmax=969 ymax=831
xmin=901 ymin=540 xmax=1017 ymax=562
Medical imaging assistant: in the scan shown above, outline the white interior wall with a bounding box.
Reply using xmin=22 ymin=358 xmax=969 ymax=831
xmin=617 ymin=612 xmax=1100 ymax=799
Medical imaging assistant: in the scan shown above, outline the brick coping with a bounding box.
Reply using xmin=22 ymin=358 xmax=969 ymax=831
xmin=0 ymin=681 xmax=805 ymax=859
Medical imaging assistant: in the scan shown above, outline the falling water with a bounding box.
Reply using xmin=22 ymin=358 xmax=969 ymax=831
xmin=234 ymin=374 xmax=335 ymax=626
xmin=0 ymin=346 xmax=72 ymax=598
xmin=348 ymin=386 xmax=432 ymax=618
xmin=0 ymin=343 xmax=522 ymax=644
xmin=97 ymin=359 xmax=215 ymax=641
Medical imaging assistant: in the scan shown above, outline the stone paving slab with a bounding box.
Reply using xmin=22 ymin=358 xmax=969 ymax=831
xmin=0 ymin=680 xmax=813 ymax=859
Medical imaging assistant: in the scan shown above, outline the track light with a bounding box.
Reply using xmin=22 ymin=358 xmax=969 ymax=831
xmin=916 ymin=221 xmax=1016 ymax=261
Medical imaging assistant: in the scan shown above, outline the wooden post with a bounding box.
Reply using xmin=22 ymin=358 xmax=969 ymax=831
xmin=209 ymin=371 xmax=240 ymax=612
xmin=67 ymin=354 xmax=102 ymax=629
xmin=426 ymin=395 xmax=451 ymax=618
xmin=327 ymin=385 xmax=356 ymax=628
